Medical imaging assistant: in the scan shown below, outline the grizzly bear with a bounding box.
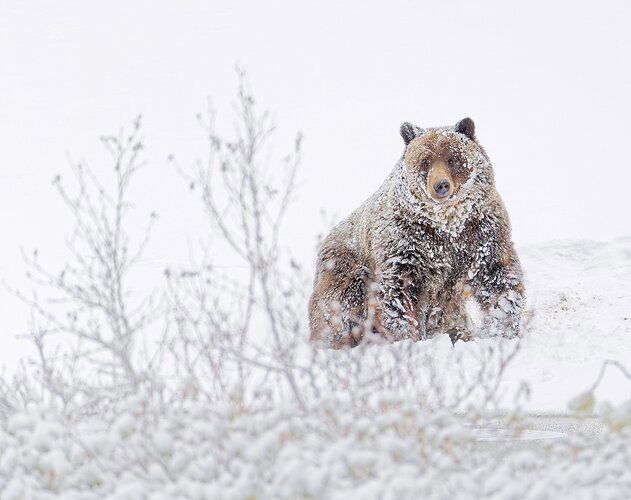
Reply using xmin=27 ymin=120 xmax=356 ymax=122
xmin=309 ymin=118 xmax=524 ymax=348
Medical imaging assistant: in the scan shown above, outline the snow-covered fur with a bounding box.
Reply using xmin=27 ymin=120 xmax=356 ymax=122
xmin=309 ymin=118 xmax=525 ymax=348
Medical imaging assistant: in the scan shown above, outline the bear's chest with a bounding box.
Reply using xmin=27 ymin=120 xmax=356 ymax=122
xmin=388 ymin=216 xmax=485 ymax=283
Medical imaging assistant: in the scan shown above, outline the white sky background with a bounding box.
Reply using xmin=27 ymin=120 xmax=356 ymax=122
xmin=1 ymin=0 xmax=630 ymax=366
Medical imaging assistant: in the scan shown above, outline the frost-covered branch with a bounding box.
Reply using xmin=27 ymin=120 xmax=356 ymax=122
xmin=10 ymin=117 xmax=161 ymax=411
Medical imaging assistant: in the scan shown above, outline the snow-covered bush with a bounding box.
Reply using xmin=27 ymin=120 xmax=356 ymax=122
xmin=1 ymin=73 xmax=630 ymax=498
xmin=2 ymin=382 xmax=631 ymax=499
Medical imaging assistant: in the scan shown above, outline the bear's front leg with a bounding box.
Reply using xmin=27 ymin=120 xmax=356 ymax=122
xmin=468 ymin=245 xmax=525 ymax=338
xmin=378 ymin=259 xmax=427 ymax=341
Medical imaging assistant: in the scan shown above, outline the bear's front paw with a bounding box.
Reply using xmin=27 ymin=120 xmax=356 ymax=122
xmin=381 ymin=310 xmax=424 ymax=342
xmin=447 ymin=328 xmax=474 ymax=344
xmin=480 ymin=288 xmax=525 ymax=338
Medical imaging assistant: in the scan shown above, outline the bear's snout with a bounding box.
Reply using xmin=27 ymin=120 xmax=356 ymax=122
xmin=433 ymin=179 xmax=451 ymax=198
xmin=427 ymin=160 xmax=455 ymax=202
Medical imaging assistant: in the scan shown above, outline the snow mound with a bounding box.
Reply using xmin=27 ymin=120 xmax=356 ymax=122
xmin=508 ymin=237 xmax=631 ymax=411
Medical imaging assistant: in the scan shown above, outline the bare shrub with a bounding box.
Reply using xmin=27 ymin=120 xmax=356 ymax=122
xmin=9 ymin=117 xmax=162 ymax=414
xmin=164 ymin=70 xmax=306 ymax=410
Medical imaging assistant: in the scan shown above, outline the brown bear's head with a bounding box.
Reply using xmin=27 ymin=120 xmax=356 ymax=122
xmin=400 ymin=118 xmax=487 ymax=205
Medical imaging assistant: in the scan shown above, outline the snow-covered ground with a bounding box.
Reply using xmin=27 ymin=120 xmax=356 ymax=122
xmin=1 ymin=237 xmax=630 ymax=499
xmin=511 ymin=237 xmax=631 ymax=412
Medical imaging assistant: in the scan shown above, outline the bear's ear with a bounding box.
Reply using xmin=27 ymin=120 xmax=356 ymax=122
xmin=455 ymin=117 xmax=475 ymax=141
xmin=400 ymin=122 xmax=424 ymax=145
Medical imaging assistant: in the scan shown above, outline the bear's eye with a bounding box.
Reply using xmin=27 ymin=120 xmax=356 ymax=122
xmin=420 ymin=159 xmax=429 ymax=169
xmin=447 ymin=157 xmax=455 ymax=167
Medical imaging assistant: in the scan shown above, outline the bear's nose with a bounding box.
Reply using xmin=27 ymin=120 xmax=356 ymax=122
xmin=433 ymin=179 xmax=451 ymax=197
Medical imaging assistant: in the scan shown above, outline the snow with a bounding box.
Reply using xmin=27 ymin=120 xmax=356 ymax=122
xmin=1 ymin=235 xmax=631 ymax=497
xmin=506 ymin=237 xmax=631 ymax=411
xmin=604 ymin=399 xmax=631 ymax=430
